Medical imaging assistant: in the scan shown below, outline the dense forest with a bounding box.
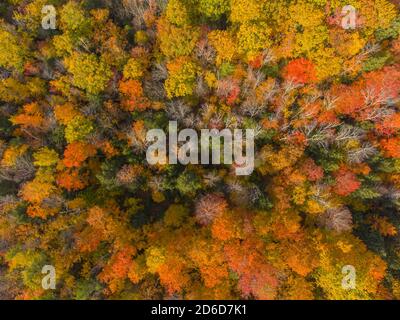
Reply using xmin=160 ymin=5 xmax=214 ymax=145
xmin=0 ymin=0 xmax=400 ymax=300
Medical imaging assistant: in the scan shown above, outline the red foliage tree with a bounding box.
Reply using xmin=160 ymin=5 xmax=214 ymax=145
xmin=283 ymin=58 xmax=317 ymax=84
xmin=63 ymin=142 xmax=96 ymax=168
xmin=57 ymin=169 xmax=88 ymax=191
xmin=333 ymin=167 xmax=361 ymax=196
xmin=224 ymin=238 xmax=279 ymax=299
xmin=301 ymin=158 xmax=324 ymax=181
xmin=381 ymin=137 xmax=400 ymax=158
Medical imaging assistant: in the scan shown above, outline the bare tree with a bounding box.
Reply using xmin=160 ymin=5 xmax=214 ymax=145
xmin=216 ymin=78 xmax=238 ymax=99
xmin=195 ymin=76 xmax=209 ymax=98
xmin=318 ymin=206 xmax=353 ymax=233
xmin=0 ymin=156 xmax=35 ymax=183
xmin=0 ymin=195 xmax=19 ymax=214
xmin=261 ymin=48 xmax=275 ymax=66
xmin=240 ymin=94 xmax=268 ymax=118
xmin=120 ymin=0 xmax=151 ymax=28
xmin=342 ymin=42 xmax=380 ymax=75
xmin=323 ymin=93 xmax=339 ymax=111
xmin=195 ymin=193 xmax=228 ymax=225
xmin=195 ymin=38 xmax=216 ymax=66
xmin=243 ymin=68 xmax=266 ymax=93
xmin=347 ymin=143 xmax=377 ymax=164
xmin=296 ymin=122 xmax=339 ymax=148
xmin=151 ymin=63 xmax=168 ymax=81
xmin=334 ymin=125 xmax=364 ymax=146
xmin=149 ymin=175 xmax=166 ymax=192
xmin=202 ymin=171 xmax=221 ymax=187
xmin=144 ymin=79 xmax=166 ymax=100
xmin=167 ymin=100 xmax=194 ymax=126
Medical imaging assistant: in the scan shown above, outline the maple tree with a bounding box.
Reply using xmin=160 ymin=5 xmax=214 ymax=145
xmin=283 ymin=58 xmax=317 ymax=84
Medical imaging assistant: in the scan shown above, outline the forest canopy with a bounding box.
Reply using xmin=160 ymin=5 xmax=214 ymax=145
xmin=0 ymin=0 xmax=400 ymax=300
